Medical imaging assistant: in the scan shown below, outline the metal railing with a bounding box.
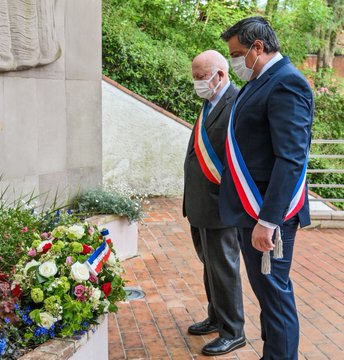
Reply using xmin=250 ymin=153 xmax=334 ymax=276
xmin=307 ymin=139 xmax=344 ymax=207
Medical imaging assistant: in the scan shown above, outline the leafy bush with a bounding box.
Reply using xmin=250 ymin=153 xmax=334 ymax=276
xmin=308 ymin=76 xmax=344 ymax=209
xmin=73 ymin=188 xmax=144 ymax=223
xmin=0 ymin=192 xmax=77 ymax=274
xmin=102 ymin=0 xmax=254 ymax=123
xmin=313 ymin=87 xmax=344 ymax=140
xmin=308 ymin=158 xmax=344 ymax=208
xmin=102 ymin=1 xmax=201 ymax=123
xmin=102 ymin=0 xmax=335 ymax=124
xmin=0 ymin=207 xmax=41 ymax=274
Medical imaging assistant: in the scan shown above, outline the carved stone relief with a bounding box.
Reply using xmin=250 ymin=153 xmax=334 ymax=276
xmin=0 ymin=0 xmax=61 ymax=72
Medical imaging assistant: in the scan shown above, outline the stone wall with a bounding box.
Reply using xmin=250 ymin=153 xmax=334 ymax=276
xmin=102 ymin=77 xmax=192 ymax=197
xmin=0 ymin=0 xmax=102 ymax=204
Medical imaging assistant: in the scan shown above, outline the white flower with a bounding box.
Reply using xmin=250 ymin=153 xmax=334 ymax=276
xmin=37 ymin=240 xmax=53 ymax=253
xmin=70 ymin=261 xmax=90 ymax=282
xmin=24 ymin=260 xmax=40 ymax=275
xmin=67 ymin=225 xmax=85 ymax=240
xmin=90 ymin=287 xmax=101 ymax=310
xmin=102 ymin=299 xmax=110 ymax=312
xmin=39 ymin=261 xmax=58 ymax=278
xmin=107 ymin=252 xmax=117 ymax=266
xmin=40 ymin=312 xmax=56 ymax=329
xmin=92 ymin=288 xmax=101 ymax=301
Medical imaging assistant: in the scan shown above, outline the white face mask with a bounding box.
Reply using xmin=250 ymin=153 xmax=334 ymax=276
xmin=230 ymin=44 xmax=259 ymax=81
xmin=194 ymin=70 xmax=221 ymax=99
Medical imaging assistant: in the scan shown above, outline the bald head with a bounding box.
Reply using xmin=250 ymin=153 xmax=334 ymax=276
xmin=192 ymin=50 xmax=229 ymax=73
xmin=192 ymin=50 xmax=230 ymax=100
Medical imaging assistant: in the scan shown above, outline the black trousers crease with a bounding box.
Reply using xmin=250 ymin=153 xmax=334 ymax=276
xmin=191 ymin=226 xmax=245 ymax=339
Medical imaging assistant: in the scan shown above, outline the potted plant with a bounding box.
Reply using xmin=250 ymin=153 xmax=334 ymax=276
xmin=72 ymin=188 xmax=145 ymax=260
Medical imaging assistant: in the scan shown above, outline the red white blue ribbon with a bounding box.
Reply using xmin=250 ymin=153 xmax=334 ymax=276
xmin=194 ymin=102 xmax=223 ymax=185
xmin=86 ymin=238 xmax=112 ymax=275
xmin=225 ymin=101 xmax=308 ymax=221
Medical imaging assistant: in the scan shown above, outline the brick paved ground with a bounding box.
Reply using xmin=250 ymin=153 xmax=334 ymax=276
xmin=108 ymin=198 xmax=344 ymax=360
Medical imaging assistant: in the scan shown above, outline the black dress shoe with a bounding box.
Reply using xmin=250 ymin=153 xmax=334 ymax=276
xmin=202 ymin=336 xmax=246 ymax=355
xmin=188 ymin=319 xmax=218 ymax=335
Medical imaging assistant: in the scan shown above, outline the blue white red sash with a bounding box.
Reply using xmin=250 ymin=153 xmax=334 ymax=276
xmin=86 ymin=238 xmax=112 ymax=275
xmin=194 ymin=102 xmax=222 ymax=185
xmin=225 ymin=101 xmax=308 ymax=221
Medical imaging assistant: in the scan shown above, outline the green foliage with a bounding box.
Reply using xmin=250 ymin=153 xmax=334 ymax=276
xmin=0 ymin=207 xmax=41 ymax=273
xmin=313 ymin=92 xmax=344 ymax=140
xmin=311 ymin=69 xmax=344 ymax=140
xmin=102 ymin=0 xmax=340 ymax=122
xmin=73 ymin=188 xmax=144 ymax=223
xmin=307 ymin=71 xmax=344 ymax=209
xmin=102 ymin=0 xmax=343 ymax=206
xmin=0 ymin=318 xmax=27 ymax=358
xmin=102 ymin=0 xmax=255 ymax=123
xmin=270 ymin=0 xmax=330 ymax=65
xmin=307 ymin=158 xmax=344 ymax=210
xmin=102 ymin=0 xmax=200 ymax=123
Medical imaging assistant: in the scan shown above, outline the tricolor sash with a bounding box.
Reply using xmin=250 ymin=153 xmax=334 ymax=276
xmin=194 ymin=102 xmax=223 ymax=185
xmin=225 ymin=101 xmax=308 ymax=222
xmin=86 ymin=238 xmax=112 ymax=276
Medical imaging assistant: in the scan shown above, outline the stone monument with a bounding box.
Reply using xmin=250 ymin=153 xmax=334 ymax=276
xmin=0 ymin=0 xmax=102 ymax=204
xmin=0 ymin=0 xmax=61 ymax=72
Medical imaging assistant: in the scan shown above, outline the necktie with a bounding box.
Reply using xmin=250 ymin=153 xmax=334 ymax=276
xmin=203 ymin=100 xmax=212 ymax=119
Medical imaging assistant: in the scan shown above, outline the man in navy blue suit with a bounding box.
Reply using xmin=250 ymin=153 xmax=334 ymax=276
xmin=219 ymin=17 xmax=313 ymax=359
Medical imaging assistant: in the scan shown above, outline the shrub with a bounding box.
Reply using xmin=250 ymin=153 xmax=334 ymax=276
xmin=308 ymin=78 xmax=344 ymax=209
xmin=102 ymin=2 xmax=201 ymax=124
xmin=102 ymin=0 xmax=254 ymax=124
xmin=0 ymin=206 xmax=41 ymax=274
xmin=72 ymin=188 xmax=144 ymax=223
xmin=313 ymin=86 xmax=344 ymax=140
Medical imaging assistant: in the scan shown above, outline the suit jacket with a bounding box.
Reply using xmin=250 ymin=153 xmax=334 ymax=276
xmin=219 ymin=56 xmax=313 ymax=228
xmin=183 ymin=83 xmax=239 ymax=228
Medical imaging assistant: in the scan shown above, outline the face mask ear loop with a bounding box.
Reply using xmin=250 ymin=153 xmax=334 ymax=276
xmin=251 ymin=54 xmax=259 ymax=70
xmin=213 ymin=76 xmax=221 ymax=93
xmin=244 ymin=43 xmax=259 ymax=71
xmin=244 ymin=43 xmax=255 ymax=60
xmin=208 ymin=69 xmax=219 ymax=82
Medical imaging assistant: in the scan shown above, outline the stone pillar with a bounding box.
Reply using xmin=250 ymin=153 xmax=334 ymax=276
xmin=0 ymin=0 xmax=102 ymax=206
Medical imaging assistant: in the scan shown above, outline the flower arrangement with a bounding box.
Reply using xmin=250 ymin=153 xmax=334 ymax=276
xmin=0 ymin=217 xmax=126 ymax=357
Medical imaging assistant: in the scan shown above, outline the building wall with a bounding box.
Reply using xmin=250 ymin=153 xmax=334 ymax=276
xmin=102 ymin=79 xmax=192 ymax=197
xmin=0 ymin=0 xmax=102 ymax=204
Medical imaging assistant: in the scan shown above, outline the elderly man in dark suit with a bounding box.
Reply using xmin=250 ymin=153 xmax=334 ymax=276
xmin=183 ymin=50 xmax=245 ymax=356
xmin=219 ymin=17 xmax=313 ymax=359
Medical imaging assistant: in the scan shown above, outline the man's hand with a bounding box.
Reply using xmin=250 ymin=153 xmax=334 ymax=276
xmin=252 ymin=223 xmax=275 ymax=252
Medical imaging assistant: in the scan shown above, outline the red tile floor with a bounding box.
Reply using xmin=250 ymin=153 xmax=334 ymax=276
xmin=108 ymin=198 xmax=344 ymax=359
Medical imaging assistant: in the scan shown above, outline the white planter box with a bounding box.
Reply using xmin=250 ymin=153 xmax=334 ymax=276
xmin=70 ymin=315 xmax=108 ymax=360
xmin=87 ymin=214 xmax=138 ymax=260
xmin=19 ymin=315 xmax=108 ymax=360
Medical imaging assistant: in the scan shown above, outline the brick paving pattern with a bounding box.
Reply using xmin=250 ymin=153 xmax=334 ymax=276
xmin=108 ymin=198 xmax=344 ymax=360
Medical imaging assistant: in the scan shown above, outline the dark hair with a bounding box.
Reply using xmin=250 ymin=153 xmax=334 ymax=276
xmin=221 ymin=16 xmax=280 ymax=53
